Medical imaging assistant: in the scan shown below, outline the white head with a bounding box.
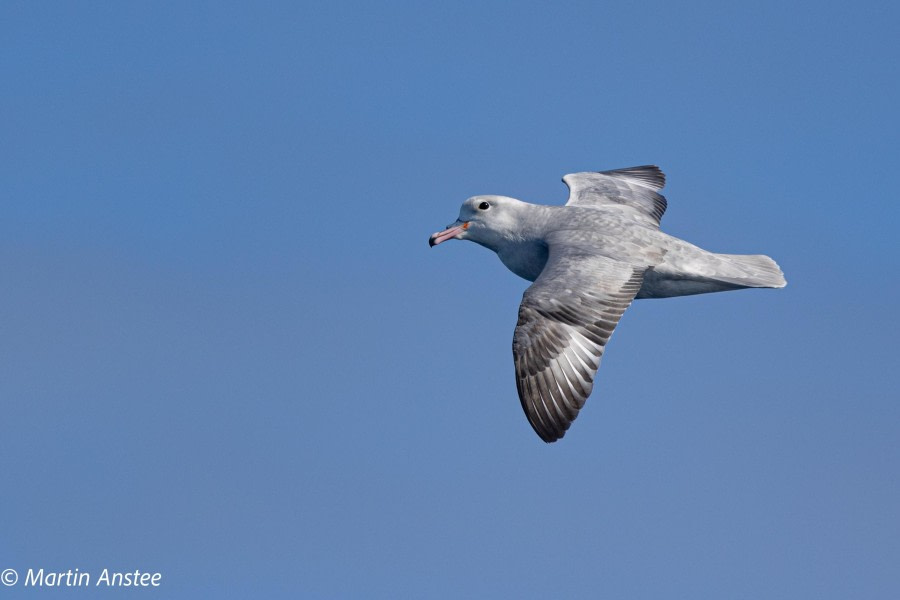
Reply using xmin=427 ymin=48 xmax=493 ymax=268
xmin=429 ymin=195 xmax=528 ymax=252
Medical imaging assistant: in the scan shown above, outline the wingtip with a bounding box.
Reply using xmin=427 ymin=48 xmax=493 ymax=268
xmin=604 ymin=165 xmax=666 ymax=189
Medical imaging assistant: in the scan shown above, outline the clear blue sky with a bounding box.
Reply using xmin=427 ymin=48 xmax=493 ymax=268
xmin=2 ymin=1 xmax=898 ymax=598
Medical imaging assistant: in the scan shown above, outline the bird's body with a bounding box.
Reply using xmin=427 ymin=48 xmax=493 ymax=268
xmin=460 ymin=199 xmax=783 ymax=298
xmin=430 ymin=166 xmax=785 ymax=442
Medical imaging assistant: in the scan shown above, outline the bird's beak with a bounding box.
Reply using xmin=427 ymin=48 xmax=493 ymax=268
xmin=429 ymin=220 xmax=468 ymax=247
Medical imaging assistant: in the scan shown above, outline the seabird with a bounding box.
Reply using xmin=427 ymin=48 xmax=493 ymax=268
xmin=429 ymin=165 xmax=786 ymax=442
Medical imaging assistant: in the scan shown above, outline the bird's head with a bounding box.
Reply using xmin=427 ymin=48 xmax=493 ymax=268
xmin=429 ymin=195 xmax=524 ymax=251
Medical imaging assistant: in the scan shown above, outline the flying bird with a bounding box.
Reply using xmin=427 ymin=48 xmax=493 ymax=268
xmin=429 ymin=165 xmax=786 ymax=443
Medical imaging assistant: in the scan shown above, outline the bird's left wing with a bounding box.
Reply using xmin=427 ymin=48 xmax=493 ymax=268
xmin=513 ymin=248 xmax=645 ymax=442
xmin=563 ymin=165 xmax=667 ymax=227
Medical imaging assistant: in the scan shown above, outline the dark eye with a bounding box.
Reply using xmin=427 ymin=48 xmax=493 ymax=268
xmin=478 ymin=201 xmax=490 ymax=210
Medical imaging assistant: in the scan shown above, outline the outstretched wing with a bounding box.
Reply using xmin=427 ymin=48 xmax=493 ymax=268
xmin=563 ymin=165 xmax=667 ymax=227
xmin=512 ymin=248 xmax=645 ymax=442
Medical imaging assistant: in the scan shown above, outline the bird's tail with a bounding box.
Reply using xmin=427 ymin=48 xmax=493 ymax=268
xmin=710 ymin=253 xmax=787 ymax=289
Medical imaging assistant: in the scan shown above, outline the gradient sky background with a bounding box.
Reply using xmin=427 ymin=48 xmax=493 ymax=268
xmin=1 ymin=2 xmax=898 ymax=598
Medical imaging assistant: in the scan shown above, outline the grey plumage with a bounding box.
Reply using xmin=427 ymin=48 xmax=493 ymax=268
xmin=429 ymin=166 xmax=786 ymax=443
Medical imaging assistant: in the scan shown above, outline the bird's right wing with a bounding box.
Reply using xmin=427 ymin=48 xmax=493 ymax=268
xmin=512 ymin=247 xmax=645 ymax=442
xmin=563 ymin=165 xmax=667 ymax=227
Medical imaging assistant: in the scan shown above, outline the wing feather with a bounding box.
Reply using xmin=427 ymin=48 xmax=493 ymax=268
xmin=563 ymin=165 xmax=668 ymax=227
xmin=513 ymin=251 xmax=645 ymax=442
